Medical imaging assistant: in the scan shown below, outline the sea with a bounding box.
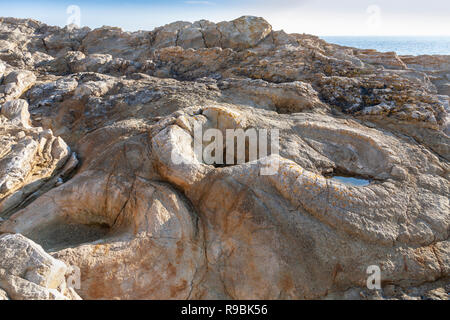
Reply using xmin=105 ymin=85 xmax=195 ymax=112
xmin=321 ymin=36 xmax=450 ymax=56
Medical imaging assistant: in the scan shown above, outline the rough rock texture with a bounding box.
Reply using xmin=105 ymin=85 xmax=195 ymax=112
xmin=0 ymin=97 xmax=77 ymax=217
xmin=0 ymin=234 xmax=81 ymax=300
xmin=0 ymin=16 xmax=448 ymax=300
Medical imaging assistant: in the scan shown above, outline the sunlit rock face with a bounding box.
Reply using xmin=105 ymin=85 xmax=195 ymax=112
xmin=0 ymin=16 xmax=449 ymax=300
xmin=0 ymin=234 xmax=81 ymax=300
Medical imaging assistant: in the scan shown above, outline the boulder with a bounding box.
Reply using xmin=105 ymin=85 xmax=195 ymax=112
xmin=1 ymin=99 xmax=31 ymax=127
xmin=0 ymin=70 xmax=36 ymax=104
xmin=0 ymin=234 xmax=81 ymax=300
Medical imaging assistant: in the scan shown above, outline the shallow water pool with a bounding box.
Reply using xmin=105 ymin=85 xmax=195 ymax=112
xmin=329 ymin=176 xmax=370 ymax=187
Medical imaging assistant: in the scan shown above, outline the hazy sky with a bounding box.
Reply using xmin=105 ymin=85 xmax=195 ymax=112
xmin=1 ymin=0 xmax=449 ymax=35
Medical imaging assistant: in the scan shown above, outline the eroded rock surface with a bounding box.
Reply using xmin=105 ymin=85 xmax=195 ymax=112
xmin=0 ymin=234 xmax=81 ymax=300
xmin=0 ymin=16 xmax=448 ymax=300
xmin=0 ymin=98 xmax=77 ymax=217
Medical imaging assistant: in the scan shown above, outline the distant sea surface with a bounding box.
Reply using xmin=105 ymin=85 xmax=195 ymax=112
xmin=321 ymin=36 xmax=450 ymax=56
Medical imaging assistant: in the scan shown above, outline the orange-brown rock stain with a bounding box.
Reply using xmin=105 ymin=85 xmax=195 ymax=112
xmin=278 ymin=272 xmax=295 ymax=294
xmin=176 ymin=240 xmax=184 ymax=264
xmin=167 ymin=262 xmax=177 ymax=277
xmin=170 ymin=279 xmax=188 ymax=298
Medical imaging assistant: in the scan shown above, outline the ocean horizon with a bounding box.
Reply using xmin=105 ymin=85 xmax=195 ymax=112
xmin=321 ymin=36 xmax=450 ymax=56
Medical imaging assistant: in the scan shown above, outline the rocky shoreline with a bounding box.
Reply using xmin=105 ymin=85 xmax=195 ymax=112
xmin=0 ymin=16 xmax=448 ymax=300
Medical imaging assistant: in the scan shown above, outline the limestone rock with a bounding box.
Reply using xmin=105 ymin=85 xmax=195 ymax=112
xmin=400 ymin=55 xmax=450 ymax=96
xmin=355 ymin=50 xmax=407 ymax=69
xmin=0 ymin=70 xmax=36 ymax=104
xmin=0 ymin=99 xmax=75 ymax=216
xmin=0 ymin=287 xmax=8 ymax=300
xmin=0 ymin=61 xmax=5 ymax=78
xmin=0 ymin=234 xmax=81 ymax=300
xmin=218 ymin=78 xmax=327 ymax=113
xmin=0 ymin=234 xmax=66 ymax=288
xmin=1 ymin=99 xmax=31 ymax=127
xmin=150 ymin=16 xmax=272 ymax=50
xmin=216 ymin=16 xmax=272 ymax=49
xmin=0 ymin=16 xmax=448 ymax=300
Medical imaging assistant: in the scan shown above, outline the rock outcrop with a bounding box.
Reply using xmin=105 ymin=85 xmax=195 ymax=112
xmin=0 ymin=97 xmax=77 ymax=217
xmin=0 ymin=234 xmax=81 ymax=300
xmin=0 ymin=16 xmax=448 ymax=300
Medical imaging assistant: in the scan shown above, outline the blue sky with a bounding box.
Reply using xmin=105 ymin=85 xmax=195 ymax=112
xmin=1 ymin=0 xmax=449 ymax=35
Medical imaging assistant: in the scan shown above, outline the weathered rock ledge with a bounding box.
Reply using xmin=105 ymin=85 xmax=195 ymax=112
xmin=0 ymin=16 xmax=448 ymax=300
